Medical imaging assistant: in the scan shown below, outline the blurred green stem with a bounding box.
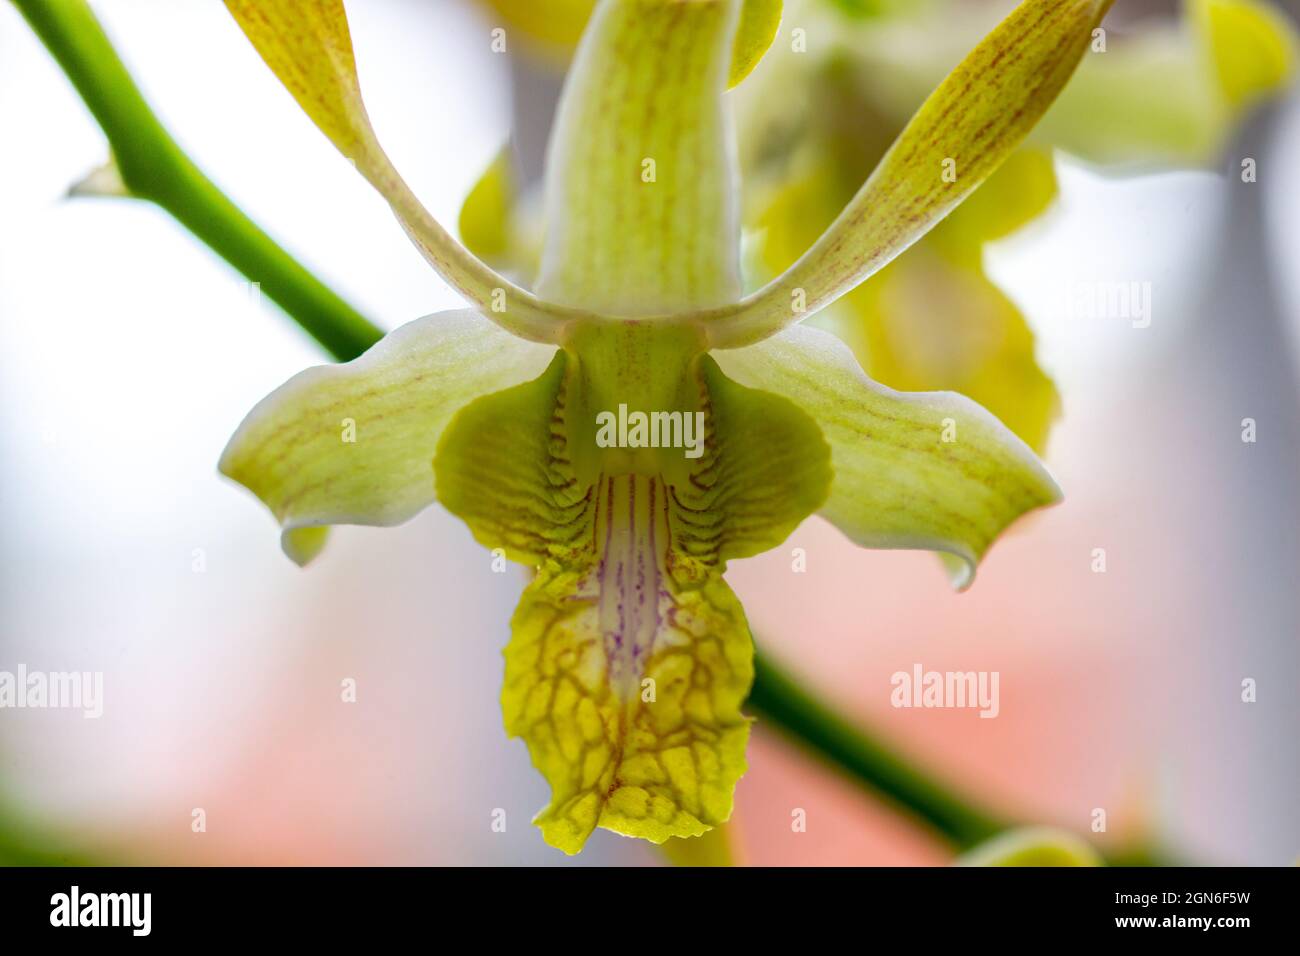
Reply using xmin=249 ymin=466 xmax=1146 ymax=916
xmin=15 ymin=0 xmax=1065 ymax=857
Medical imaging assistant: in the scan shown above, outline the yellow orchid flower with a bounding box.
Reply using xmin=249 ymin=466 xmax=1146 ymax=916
xmin=218 ymin=0 xmax=1109 ymax=854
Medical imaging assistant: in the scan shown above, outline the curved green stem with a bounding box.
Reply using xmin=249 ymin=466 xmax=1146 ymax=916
xmin=14 ymin=0 xmax=1057 ymax=857
xmin=11 ymin=0 xmax=384 ymax=362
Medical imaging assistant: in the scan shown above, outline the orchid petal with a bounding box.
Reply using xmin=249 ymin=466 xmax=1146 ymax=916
xmin=459 ymin=0 xmax=783 ymax=293
xmin=219 ymin=309 xmax=555 ymax=564
xmin=934 ymin=146 xmax=1059 ymax=253
xmin=535 ymin=0 xmax=743 ymax=314
xmin=752 ymin=145 xmax=1060 ymax=451
xmin=223 ymin=0 xmax=569 ymax=342
xmin=707 ymin=0 xmax=1114 ymax=347
xmin=729 ymin=0 xmax=783 ymax=88
xmin=714 ymin=324 xmax=1060 ymax=588
xmin=825 ymin=0 xmax=1295 ymax=169
xmin=841 ymin=247 xmax=1061 ymax=454
xmin=1197 ymin=0 xmax=1297 ymax=110
xmin=457 ymin=146 xmax=515 ymax=264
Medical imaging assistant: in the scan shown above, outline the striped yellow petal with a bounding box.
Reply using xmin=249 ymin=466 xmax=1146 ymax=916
xmin=714 ymin=324 xmax=1060 ymax=588
xmin=223 ymin=0 xmax=569 ymax=342
xmin=536 ymin=0 xmax=742 ymax=314
xmin=752 ymin=146 xmax=1061 ymax=452
xmin=708 ymin=0 xmax=1115 ymax=347
xmin=219 ymin=309 xmax=555 ymax=564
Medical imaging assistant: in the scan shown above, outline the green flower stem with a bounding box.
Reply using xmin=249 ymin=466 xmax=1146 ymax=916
xmin=749 ymin=651 xmax=1007 ymax=848
xmin=12 ymin=0 xmax=385 ymax=363
xmin=16 ymin=0 xmax=1043 ymax=856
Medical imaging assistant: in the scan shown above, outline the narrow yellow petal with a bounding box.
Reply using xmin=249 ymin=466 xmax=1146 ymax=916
xmin=729 ymin=0 xmax=783 ymax=88
xmin=708 ymin=0 xmax=1114 ymax=347
xmin=457 ymin=146 xmax=514 ymax=263
xmin=223 ymin=0 xmax=569 ymax=341
xmin=536 ymin=0 xmax=742 ymax=314
xmin=748 ymin=147 xmax=1061 ymax=452
xmin=1195 ymin=0 xmax=1297 ymax=109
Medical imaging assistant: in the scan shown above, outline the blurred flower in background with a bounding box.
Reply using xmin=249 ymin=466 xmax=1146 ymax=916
xmin=1 ymin=0 xmax=1297 ymax=865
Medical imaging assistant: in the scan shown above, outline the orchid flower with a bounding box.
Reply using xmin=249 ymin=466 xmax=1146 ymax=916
xmin=218 ymin=0 xmax=1110 ymax=853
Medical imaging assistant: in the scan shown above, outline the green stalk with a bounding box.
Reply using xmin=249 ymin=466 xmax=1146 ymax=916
xmin=12 ymin=0 xmax=384 ymax=362
xmin=14 ymin=0 xmax=1047 ymax=856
